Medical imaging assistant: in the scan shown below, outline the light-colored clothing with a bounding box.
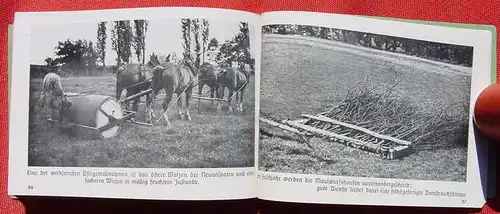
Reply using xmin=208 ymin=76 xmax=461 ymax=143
xmin=38 ymin=72 xmax=65 ymax=110
xmin=36 ymin=72 xmax=73 ymax=129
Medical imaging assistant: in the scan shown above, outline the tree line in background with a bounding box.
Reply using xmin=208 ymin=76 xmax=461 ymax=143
xmin=39 ymin=20 xmax=148 ymax=77
xmin=262 ymin=24 xmax=473 ymax=67
xmin=180 ymin=19 xmax=254 ymax=70
xmin=34 ymin=19 xmax=254 ymax=78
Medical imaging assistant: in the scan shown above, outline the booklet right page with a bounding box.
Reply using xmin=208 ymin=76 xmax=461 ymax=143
xmin=257 ymin=11 xmax=494 ymax=208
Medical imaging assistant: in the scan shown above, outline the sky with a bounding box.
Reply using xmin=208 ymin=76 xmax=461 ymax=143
xmin=30 ymin=18 xmax=257 ymax=66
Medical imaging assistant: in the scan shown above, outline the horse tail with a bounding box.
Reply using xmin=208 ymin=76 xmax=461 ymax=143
xmin=240 ymin=69 xmax=249 ymax=88
xmin=152 ymin=65 xmax=166 ymax=89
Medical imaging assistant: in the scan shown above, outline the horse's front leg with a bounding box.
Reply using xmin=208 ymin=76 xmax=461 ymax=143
xmin=216 ymin=86 xmax=224 ymax=112
xmin=146 ymin=91 xmax=152 ymax=109
xmin=235 ymin=90 xmax=241 ymax=112
xmin=163 ymin=89 xmax=174 ymax=128
xmin=177 ymin=92 xmax=184 ymax=120
xmin=210 ymin=86 xmax=215 ymax=106
xmin=116 ymin=86 xmax=128 ymax=110
xmin=184 ymin=87 xmax=193 ymax=121
xmin=145 ymin=89 xmax=157 ymax=124
xmin=238 ymin=87 xmax=245 ymax=112
xmin=197 ymin=83 xmax=203 ymax=110
xmin=125 ymin=90 xmax=135 ymax=118
xmin=227 ymin=89 xmax=234 ymax=113
xmin=115 ymin=86 xmax=123 ymax=103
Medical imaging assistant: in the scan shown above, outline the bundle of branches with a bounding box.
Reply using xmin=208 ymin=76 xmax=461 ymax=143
xmin=315 ymin=79 xmax=469 ymax=150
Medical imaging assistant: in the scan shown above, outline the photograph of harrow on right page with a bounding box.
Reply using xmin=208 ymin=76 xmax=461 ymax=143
xmin=257 ymin=11 xmax=494 ymax=208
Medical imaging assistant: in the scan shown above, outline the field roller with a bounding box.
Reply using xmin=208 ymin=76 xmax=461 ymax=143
xmin=50 ymin=94 xmax=136 ymax=139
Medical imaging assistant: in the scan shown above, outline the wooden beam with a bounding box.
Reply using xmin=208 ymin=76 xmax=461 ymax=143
xmin=191 ymin=95 xmax=228 ymax=102
xmin=47 ymin=118 xmax=97 ymax=130
xmin=124 ymin=120 xmax=154 ymax=127
xmin=259 ymin=117 xmax=305 ymax=135
xmin=97 ymin=111 xmax=137 ymax=132
xmin=301 ymin=114 xmax=412 ymax=146
xmin=64 ymin=92 xmax=82 ymax=97
xmin=284 ymin=120 xmax=382 ymax=151
xmin=289 ymin=118 xmax=309 ymax=124
xmin=123 ymin=89 xmax=152 ymax=102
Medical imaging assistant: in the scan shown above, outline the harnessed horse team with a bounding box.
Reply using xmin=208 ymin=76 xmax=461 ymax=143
xmin=37 ymin=52 xmax=251 ymax=131
xmin=115 ymin=52 xmax=252 ymax=128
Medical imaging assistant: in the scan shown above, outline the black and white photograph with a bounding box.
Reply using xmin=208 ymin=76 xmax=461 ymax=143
xmin=258 ymin=24 xmax=474 ymax=182
xmin=27 ymin=18 xmax=256 ymax=169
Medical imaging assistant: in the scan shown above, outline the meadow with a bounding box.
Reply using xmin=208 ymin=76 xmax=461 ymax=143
xmin=28 ymin=73 xmax=256 ymax=168
xmin=258 ymin=34 xmax=472 ymax=182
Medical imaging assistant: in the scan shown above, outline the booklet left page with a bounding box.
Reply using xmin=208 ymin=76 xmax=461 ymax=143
xmin=8 ymin=6 xmax=260 ymax=201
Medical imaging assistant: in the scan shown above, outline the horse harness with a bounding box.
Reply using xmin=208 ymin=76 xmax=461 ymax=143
xmin=118 ymin=65 xmax=154 ymax=91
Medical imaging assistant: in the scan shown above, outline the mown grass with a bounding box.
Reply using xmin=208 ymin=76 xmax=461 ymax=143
xmin=28 ymin=74 xmax=255 ymax=168
xmin=259 ymin=34 xmax=471 ymax=182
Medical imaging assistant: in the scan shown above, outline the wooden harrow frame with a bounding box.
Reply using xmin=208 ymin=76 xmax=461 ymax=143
xmin=260 ymin=112 xmax=414 ymax=160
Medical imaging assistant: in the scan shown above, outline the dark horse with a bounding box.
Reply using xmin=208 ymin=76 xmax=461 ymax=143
xmin=145 ymin=53 xmax=198 ymax=127
xmin=216 ymin=66 xmax=249 ymax=112
xmin=197 ymin=62 xmax=222 ymax=109
xmin=115 ymin=54 xmax=161 ymax=112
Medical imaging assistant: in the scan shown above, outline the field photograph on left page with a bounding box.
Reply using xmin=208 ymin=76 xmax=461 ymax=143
xmin=8 ymin=7 xmax=260 ymax=201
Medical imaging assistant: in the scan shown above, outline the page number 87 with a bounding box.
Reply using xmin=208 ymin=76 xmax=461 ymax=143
xmin=461 ymin=199 xmax=467 ymax=204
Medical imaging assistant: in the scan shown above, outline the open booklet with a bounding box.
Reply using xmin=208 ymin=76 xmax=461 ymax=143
xmin=7 ymin=6 xmax=496 ymax=209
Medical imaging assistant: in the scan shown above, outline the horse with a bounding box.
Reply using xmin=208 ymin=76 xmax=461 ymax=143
xmin=197 ymin=62 xmax=222 ymax=109
xmin=145 ymin=53 xmax=198 ymax=127
xmin=115 ymin=54 xmax=161 ymax=112
xmin=215 ymin=66 xmax=249 ymax=112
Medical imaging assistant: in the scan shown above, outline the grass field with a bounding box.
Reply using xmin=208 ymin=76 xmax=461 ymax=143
xmin=28 ymin=74 xmax=255 ymax=168
xmin=258 ymin=34 xmax=471 ymax=182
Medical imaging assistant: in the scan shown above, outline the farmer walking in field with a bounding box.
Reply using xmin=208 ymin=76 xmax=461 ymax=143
xmin=36 ymin=66 xmax=73 ymax=129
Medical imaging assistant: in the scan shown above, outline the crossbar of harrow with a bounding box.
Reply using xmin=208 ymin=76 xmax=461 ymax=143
xmin=260 ymin=113 xmax=413 ymax=160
